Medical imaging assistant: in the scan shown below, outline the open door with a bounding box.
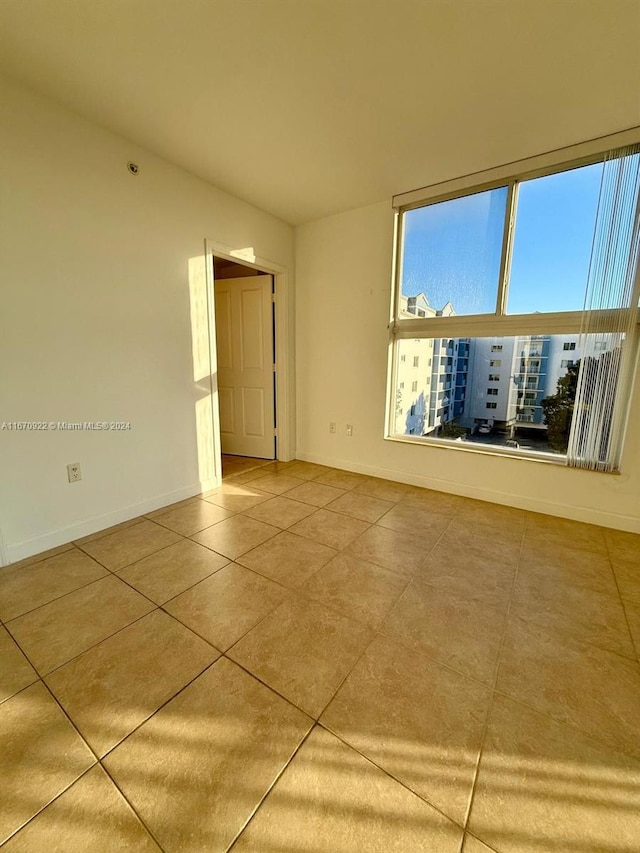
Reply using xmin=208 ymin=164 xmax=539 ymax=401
xmin=214 ymin=274 xmax=276 ymax=459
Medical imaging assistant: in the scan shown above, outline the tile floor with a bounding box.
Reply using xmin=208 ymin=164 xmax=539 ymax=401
xmin=1 ymin=455 xmax=640 ymax=852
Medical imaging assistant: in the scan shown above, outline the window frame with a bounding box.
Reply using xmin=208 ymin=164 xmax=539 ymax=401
xmin=385 ymin=128 xmax=640 ymax=465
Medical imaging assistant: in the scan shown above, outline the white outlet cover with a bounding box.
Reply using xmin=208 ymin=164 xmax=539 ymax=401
xmin=67 ymin=463 xmax=82 ymax=482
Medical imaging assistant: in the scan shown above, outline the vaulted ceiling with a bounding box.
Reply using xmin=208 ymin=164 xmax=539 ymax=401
xmin=0 ymin=0 xmax=638 ymax=224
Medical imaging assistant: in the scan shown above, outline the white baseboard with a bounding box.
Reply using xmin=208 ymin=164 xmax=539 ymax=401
xmin=296 ymin=451 xmax=640 ymax=533
xmin=3 ymin=481 xmax=212 ymax=566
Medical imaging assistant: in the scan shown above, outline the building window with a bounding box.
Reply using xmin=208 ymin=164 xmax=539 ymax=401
xmin=411 ymin=380 xmax=418 ymax=392
xmin=387 ymin=137 xmax=640 ymax=470
xmin=413 ymin=356 xmax=419 ymax=367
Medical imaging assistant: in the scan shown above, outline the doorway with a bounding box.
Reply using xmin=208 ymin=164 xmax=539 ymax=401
xmin=213 ymin=257 xmax=276 ymax=460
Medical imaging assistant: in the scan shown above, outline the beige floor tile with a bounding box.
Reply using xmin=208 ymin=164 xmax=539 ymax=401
xmin=203 ymin=483 xmax=275 ymax=513
xmin=2 ymin=765 xmax=161 ymax=852
xmin=429 ymin=524 xmax=520 ymax=572
xmin=519 ymin=541 xmax=619 ymax=597
xmin=462 ymin=835 xmax=497 ymax=853
xmin=459 ymin=500 xmax=526 ymax=529
xmin=302 ymin=553 xmax=409 ymax=629
xmin=401 ymin=487 xmax=473 ymax=513
xmin=623 ymin=599 xmax=640 ymax=659
xmin=46 ymin=610 xmax=218 ymax=756
xmin=5 ymin=542 xmax=74 ymax=570
xmin=117 ymin=539 xmax=228 ymax=604
xmin=247 ymin=459 xmax=298 ymax=476
xmin=0 ymin=682 xmax=95 ymax=844
xmin=496 ymin=616 xmax=640 ymax=760
xmin=354 ymin=476 xmax=410 ymax=502
xmin=289 ymin=509 xmax=369 ymax=550
xmin=346 ymin=525 xmax=429 ymax=575
xmin=145 ymin=497 xmax=198 ymax=519
xmin=0 ymin=549 xmax=108 ymax=622
xmin=103 ymin=658 xmax=311 ymax=853
xmin=611 ymin=556 xmax=640 ymax=604
xmin=285 ymin=461 xmax=333 ymax=480
xmin=285 ymin=481 xmax=347 ymax=508
xmin=236 ymin=531 xmax=337 ymax=587
xmin=165 ymin=562 xmax=288 ymax=650
xmin=191 ymin=515 xmax=279 ymax=560
xmin=525 ymin=513 xmax=607 ymax=554
xmin=148 ymin=499 xmax=233 ymax=536
xmin=326 ymin=491 xmax=395 ymax=523
xmin=375 ymin=502 xmax=451 ymax=540
xmin=79 ymin=520 xmax=182 ymax=571
xmin=605 ymin=528 xmax=640 ymax=563
xmin=222 ymin=455 xmax=270 ymax=477
xmin=382 ymin=581 xmax=508 ymax=684
xmin=314 ymin=469 xmax=368 ymax=490
xmin=242 ymin=495 xmax=316 ymax=528
xmin=228 ymin=595 xmax=374 ymax=717
xmin=511 ymin=569 xmax=635 ymax=658
xmin=468 ymin=694 xmax=640 ymax=853
xmin=233 ymin=725 xmax=463 ymax=853
xmin=243 ymin=473 xmax=305 ymax=494
xmin=74 ymin=517 xmax=145 ymax=546
xmin=8 ymin=576 xmax=154 ymax=674
xmin=0 ymin=625 xmax=37 ymax=704
xmin=321 ymin=635 xmax=491 ymax=825
xmin=419 ymin=534 xmax=517 ymax=604
xmin=447 ymin=515 xmax=524 ymax=547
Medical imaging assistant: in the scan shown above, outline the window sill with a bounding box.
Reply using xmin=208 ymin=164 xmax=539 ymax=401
xmin=385 ymin=432 xmax=570 ymax=467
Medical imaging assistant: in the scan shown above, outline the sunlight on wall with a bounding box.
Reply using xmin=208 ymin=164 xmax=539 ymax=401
xmin=188 ymin=255 xmax=219 ymax=490
xmin=228 ymin=246 xmax=256 ymax=265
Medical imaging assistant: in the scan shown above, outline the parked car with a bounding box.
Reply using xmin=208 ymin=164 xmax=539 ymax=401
xmin=478 ymin=424 xmax=492 ymax=434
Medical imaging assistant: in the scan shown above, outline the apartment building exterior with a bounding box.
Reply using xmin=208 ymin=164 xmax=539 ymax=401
xmin=394 ymin=291 xmax=583 ymax=438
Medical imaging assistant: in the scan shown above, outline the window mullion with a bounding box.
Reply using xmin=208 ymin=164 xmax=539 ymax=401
xmin=495 ymin=180 xmax=518 ymax=316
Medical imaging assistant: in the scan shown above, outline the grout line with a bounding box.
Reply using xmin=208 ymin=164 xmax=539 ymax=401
xmin=603 ymin=536 xmax=640 ymax=665
xmin=160 ymin=576 xmax=290 ymax=656
xmin=32 ymin=606 xmax=160 ymax=679
xmin=0 ymin=762 xmax=99 ymax=848
xmin=97 ymin=763 xmax=168 ymax=851
xmin=461 ymin=516 xmax=527 ymax=834
xmin=0 ymin=561 xmax=110 ymax=623
xmin=72 ymin=517 xmax=148 ymax=548
xmin=225 ymin=724 xmax=317 ymax=852
xmin=1 ymin=543 xmax=76 ymax=573
xmin=96 ymin=657 xmax=224 ymax=763
xmin=316 ymin=720 xmax=468 ymax=834
xmin=74 ymin=530 xmax=189 ymax=576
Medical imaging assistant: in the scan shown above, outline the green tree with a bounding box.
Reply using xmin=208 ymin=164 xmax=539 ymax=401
xmin=541 ymin=361 xmax=580 ymax=452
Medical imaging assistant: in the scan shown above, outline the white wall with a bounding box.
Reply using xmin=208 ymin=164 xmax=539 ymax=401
xmin=295 ymin=201 xmax=640 ymax=532
xmin=0 ymin=77 xmax=294 ymax=563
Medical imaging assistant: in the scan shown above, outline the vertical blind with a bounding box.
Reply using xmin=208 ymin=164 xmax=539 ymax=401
xmin=568 ymin=144 xmax=640 ymax=471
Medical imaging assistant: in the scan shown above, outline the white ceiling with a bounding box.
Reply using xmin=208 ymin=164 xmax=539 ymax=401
xmin=0 ymin=0 xmax=638 ymax=225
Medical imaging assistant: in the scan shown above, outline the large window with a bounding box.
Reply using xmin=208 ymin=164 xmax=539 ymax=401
xmin=388 ymin=137 xmax=640 ymax=470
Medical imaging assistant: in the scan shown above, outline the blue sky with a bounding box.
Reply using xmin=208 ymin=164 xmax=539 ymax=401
xmin=401 ymin=162 xmax=603 ymax=316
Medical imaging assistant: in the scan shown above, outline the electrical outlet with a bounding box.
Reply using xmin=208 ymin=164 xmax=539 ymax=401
xmin=67 ymin=463 xmax=82 ymax=483
xmin=329 ymin=422 xmax=336 ymax=434
xmin=346 ymin=424 xmax=353 ymax=436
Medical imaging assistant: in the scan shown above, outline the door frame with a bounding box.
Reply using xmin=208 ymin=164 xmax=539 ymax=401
xmin=204 ymin=238 xmax=294 ymax=471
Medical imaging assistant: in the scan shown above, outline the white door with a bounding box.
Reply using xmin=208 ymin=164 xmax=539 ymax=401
xmin=214 ymin=274 xmax=275 ymax=459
